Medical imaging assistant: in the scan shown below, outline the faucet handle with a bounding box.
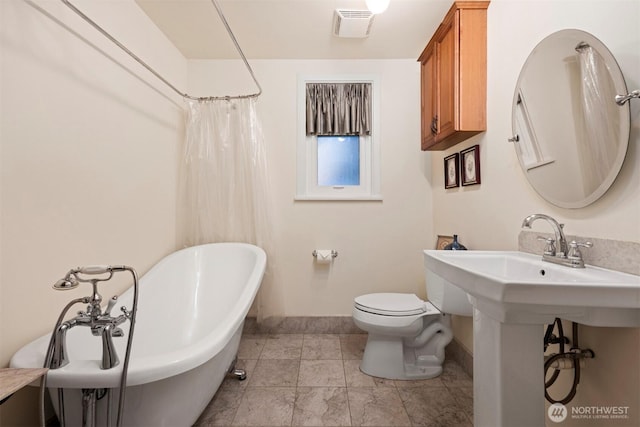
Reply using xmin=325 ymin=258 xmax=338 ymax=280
xmin=567 ymin=240 xmax=593 ymax=263
xmin=568 ymin=240 xmax=593 ymax=250
xmin=104 ymin=295 xmax=118 ymax=316
xmin=537 ymin=236 xmax=556 ymax=256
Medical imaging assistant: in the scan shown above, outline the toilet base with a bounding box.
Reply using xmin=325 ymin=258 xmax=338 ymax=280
xmin=359 ymin=331 xmax=448 ymax=380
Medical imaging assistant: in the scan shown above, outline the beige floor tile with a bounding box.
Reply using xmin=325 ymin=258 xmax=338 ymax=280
xmin=298 ymin=360 xmax=346 ymax=387
xmin=193 ymin=388 xmax=244 ymax=426
xmin=449 ymin=386 xmax=473 ymax=421
xmin=250 ymin=359 xmax=300 ymax=387
xmin=398 ymin=386 xmax=471 ymax=427
xmin=238 ymin=334 xmax=266 ymax=359
xmin=440 ymin=360 xmax=473 ymax=388
xmin=339 ymin=334 xmax=367 ymax=360
xmin=347 ymin=387 xmax=411 ymax=426
xmin=302 ymin=334 xmax=342 ymax=360
xmin=192 ymin=332 xmax=475 ymax=427
xmin=343 ymin=359 xmax=394 ymax=388
xmin=261 ymin=334 xmax=304 ymax=359
xmin=394 ymin=375 xmax=446 ymax=389
xmin=232 ymin=387 xmax=296 ymax=426
xmin=293 ymin=387 xmax=351 ymax=426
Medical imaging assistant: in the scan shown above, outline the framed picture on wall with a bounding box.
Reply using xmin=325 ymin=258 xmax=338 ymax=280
xmin=444 ymin=153 xmax=460 ymax=189
xmin=461 ymin=145 xmax=481 ymax=186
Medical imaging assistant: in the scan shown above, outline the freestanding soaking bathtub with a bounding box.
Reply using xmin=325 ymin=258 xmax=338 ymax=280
xmin=11 ymin=242 xmax=266 ymax=427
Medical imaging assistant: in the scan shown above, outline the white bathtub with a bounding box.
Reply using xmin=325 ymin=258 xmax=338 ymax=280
xmin=11 ymin=242 xmax=266 ymax=426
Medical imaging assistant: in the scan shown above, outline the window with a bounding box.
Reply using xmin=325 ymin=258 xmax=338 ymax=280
xmin=317 ymin=136 xmax=360 ymax=186
xmin=296 ymin=75 xmax=381 ymax=200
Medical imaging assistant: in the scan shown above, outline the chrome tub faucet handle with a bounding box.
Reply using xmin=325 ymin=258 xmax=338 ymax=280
xmin=104 ymin=295 xmax=118 ymax=316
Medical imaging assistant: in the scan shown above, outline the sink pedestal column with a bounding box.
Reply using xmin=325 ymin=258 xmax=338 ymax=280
xmin=473 ymin=307 xmax=545 ymax=427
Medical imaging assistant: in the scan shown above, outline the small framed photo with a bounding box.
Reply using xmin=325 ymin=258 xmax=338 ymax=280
xmin=444 ymin=153 xmax=460 ymax=189
xmin=460 ymin=145 xmax=481 ymax=186
xmin=436 ymin=235 xmax=454 ymax=250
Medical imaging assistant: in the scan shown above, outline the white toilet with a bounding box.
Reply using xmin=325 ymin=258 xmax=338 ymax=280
xmin=352 ymin=273 xmax=473 ymax=380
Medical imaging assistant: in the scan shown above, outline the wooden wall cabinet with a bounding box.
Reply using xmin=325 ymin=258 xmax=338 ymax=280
xmin=418 ymin=1 xmax=489 ymax=151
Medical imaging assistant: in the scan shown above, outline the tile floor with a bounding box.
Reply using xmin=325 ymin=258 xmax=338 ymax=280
xmin=193 ymin=334 xmax=473 ymax=426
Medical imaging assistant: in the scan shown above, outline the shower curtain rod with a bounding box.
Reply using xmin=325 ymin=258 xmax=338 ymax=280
xmin=61 ymin=0 xmax=262 ymax=101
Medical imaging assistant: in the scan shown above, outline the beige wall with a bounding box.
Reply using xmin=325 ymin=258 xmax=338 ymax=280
xmin=0 ymin=0 xmax=186 ymax=424
xmin=431 ymin=1 xmax=640 ymax=425
xmin=2 ymin=0 xmax=639 ymax=425
xmin=189 ymin=59 xmax=433 ymax=317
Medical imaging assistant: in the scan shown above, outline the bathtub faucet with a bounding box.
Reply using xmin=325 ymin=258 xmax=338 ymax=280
xmin=51 ymin=294 xmax=130 ymax=370
xmin=50 ymin=265 xmax=133 ymax=370
xmin=44 ymin=264 xmax=139 ymax=427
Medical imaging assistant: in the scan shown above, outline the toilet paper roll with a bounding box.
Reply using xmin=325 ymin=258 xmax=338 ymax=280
xmin=315 ymin=250 xmax=334 ymax=264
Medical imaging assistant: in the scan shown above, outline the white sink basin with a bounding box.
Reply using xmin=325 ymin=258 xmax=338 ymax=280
xmin=423 ymin=250 xmax=640 ymax=327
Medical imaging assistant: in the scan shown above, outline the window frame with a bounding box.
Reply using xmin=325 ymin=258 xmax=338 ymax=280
xmin=295 ymin=74 xmax=381 ymax=201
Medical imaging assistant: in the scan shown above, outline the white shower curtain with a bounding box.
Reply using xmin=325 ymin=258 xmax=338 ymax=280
xmin=180 ymin=97 xmax=281 ymax=321
xmin=576 ymin=45 xmax=620 ymax=193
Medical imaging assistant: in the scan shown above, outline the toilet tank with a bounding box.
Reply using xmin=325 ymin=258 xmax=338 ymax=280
xmin=425 ymin=268 xmax=473 ymax=316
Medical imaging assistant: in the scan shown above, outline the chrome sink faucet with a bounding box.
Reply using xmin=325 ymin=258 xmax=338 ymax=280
xmin=522 ymin=214 xmax=569 ymax=256
xmin=521 ymin=214 xmax=592 ymax=268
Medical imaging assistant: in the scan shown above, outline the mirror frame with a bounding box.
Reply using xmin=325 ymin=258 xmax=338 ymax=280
xmin=512 ymin=29 xmax=630 ymax=209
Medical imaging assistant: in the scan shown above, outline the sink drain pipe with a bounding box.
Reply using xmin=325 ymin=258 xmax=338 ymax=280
xmin=543 ymin=318 xmax=595 ymax=404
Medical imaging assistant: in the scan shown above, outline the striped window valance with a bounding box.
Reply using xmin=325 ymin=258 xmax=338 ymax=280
xmin=305 ymin=82 xmax=372 ymax=136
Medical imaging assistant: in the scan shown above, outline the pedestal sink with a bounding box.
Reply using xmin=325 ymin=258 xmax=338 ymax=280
xmin=423 ymin=250 xmax=640 ymax=427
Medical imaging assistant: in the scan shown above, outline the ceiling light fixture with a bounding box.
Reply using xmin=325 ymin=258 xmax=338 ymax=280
xmin=365 ymin=0 xmax=390 ymax=14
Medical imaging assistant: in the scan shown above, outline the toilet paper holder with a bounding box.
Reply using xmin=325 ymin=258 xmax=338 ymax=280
xmin=312 ymin=250 xmax=338 ymax=259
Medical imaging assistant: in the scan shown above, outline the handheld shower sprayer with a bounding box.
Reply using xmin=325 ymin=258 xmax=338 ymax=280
xmin=52 ymin=265 xmax=129 ymax=290
xmin=52 ymin=275 xmax=79 ymax=290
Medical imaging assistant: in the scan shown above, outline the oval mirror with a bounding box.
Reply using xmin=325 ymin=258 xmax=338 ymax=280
xmin=512 ymin=29 xmax=630 ymax=208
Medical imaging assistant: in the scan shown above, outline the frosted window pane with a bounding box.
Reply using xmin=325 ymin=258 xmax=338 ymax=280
xmin=317 ymin=136 xmax=360 ymax=186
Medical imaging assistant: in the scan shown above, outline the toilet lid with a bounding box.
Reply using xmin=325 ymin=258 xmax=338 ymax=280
xmin=354 ymin=293 xmax=426 ymax=316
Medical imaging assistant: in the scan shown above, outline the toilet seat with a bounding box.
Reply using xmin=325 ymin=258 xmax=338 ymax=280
xmin=354 ymin=293 xmax=439 ymax=316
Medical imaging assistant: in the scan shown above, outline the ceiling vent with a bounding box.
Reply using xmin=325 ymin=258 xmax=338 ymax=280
xmin=333 ymin=9 xmax=375 ymax=38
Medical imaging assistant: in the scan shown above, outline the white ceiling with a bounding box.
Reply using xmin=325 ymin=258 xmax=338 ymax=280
xmin=135 ymin=0 xmax=453 ymax=59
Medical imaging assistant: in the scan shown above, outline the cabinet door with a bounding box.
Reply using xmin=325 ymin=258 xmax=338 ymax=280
xmin=420 ymin=46 xmax=437 ymax=150
xmin=435 ymin=11 xmax=457 ymax=142
xmin=418 ymin=2 xmax=487 ymax=151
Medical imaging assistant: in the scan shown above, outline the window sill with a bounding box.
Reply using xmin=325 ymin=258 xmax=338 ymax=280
xmin=294 ymin=195 xmax=383 ymax=201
